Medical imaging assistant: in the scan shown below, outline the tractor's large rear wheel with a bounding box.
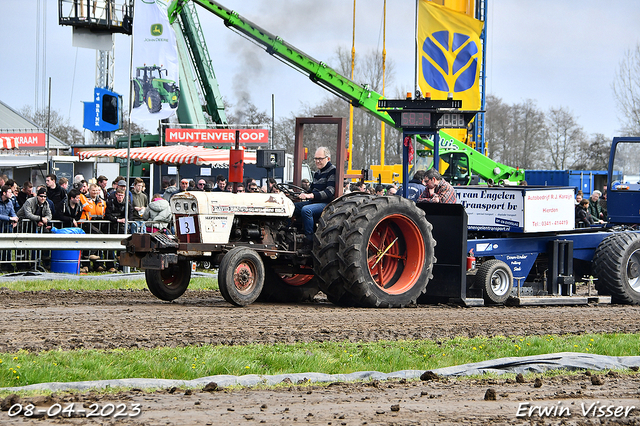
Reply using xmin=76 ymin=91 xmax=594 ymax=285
xmin=145 ymin=260 xmax=191 ymax=301
xmin=258 ymin=267 xmax=319 ymax=303
xmin=313 ymin=194 xmax=372 ymax=306
xmin=338 ymin=196 xmax=435 ymax=308
xmin=219 ymin=247 xmax=264 ymax=307
xmin=593 ymin=232 xmax=640 ymax=304
xmin=146 ymin=88 xmax=162 ymax=113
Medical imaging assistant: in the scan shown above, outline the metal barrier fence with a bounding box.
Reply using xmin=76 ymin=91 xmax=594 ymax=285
xmin=0 ymin=219 xmax=172 ymax=274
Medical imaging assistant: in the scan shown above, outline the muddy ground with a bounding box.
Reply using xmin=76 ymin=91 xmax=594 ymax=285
xmin=1 ymin=288 xmax=640 ymax=425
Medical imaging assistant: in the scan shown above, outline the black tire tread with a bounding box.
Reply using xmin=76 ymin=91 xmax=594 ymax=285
xmin=338 ymin=196 xmax=435 ymax=308
xmin=592 ymin=232 xmax=640 ymax=305
xmin=146 ymin=89 xmax=162 ymax=113
xmin=312 ymin=194 xmax=372 ymax=306
xmin=145 ymin=260 xmax=191 ymax=301
xmin=219 ymin=247 xmax=265 ymax=307
xmin=475 ymin=259 xmax=512 ymax=304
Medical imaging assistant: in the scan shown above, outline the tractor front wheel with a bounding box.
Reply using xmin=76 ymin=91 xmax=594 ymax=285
xmin=145 ymin=260 xmax=191 ymax=301
xmin=146 ymin=89 xmax=162 ymax=113
xmin=218 ymin=247 xmax=264 ymax=307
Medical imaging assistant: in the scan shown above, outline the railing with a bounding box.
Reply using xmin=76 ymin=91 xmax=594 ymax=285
xmin=0 ymin=219 xmax=172 ymax=274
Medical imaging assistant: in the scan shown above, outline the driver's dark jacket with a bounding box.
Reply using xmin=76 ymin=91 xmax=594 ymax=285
xmin=309 ymin=162 xmax=336 ymax=203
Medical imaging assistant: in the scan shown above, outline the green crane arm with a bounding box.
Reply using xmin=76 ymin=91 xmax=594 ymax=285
xmin=168 ymin=0 xmax=523 ymax=184
xmin=175 ymin=1 xmax=228 ymax=124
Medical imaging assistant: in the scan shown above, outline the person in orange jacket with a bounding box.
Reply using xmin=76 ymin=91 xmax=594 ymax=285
xmin=81 ymin=183 xmax=106 ymax=221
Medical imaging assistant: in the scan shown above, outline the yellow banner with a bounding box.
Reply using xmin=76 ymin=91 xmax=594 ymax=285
xmin=418 ymin=1 xmax=484 ymax=110
xmin=426 ymin=0 xmax=476 ymax=17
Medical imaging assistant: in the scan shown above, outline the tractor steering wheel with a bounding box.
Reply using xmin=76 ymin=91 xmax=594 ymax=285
xmin=276 ymin=183 xmax=307 ymax=198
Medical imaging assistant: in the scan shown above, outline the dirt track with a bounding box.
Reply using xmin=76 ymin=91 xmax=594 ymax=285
xmin=1 ymin=288 xmax=640 ymax=425
xmin=1 ymin=289 xmax=640 ymax=353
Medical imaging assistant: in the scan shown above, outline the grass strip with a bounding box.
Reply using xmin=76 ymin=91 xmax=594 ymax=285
xmin=0 ymin=334 xmax=637 ymax=389
xmin=0 ymin=276 xmax=218 ymax=292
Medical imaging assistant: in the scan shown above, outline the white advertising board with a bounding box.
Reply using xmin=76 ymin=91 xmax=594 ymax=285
xmin=455 ymin=187 xmax=575 ymax=233
xmin=455 ymin=187 xmax=525 ymax=232
xmin=523 ymin=188 xmax=575 ymax=232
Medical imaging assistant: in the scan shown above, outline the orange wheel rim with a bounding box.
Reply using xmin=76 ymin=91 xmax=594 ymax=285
xmin=367 ymin=214 xmax=425 ymax=294
xmin=233 ymin=262 xmax=257 ymax=294
xmin=280 ymin=274 xmax=314 ymax=287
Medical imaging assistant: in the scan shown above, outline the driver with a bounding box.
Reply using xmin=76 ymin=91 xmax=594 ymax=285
xmin=294 ymin=146 xmax=336 ymax=242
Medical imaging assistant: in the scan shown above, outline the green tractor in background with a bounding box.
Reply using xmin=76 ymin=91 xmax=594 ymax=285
xmin=132 ymin=65 xmax=180 ymax=113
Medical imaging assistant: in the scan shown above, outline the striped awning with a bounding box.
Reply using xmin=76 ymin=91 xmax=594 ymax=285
xmin=0 ymin=135 xmax=19 ymax=149
xmin=77 ymin=145 xmax=256 ymax=166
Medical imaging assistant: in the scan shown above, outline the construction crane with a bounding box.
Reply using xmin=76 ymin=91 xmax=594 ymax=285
xmin=167 ymin=0 xmax=524 ymax=185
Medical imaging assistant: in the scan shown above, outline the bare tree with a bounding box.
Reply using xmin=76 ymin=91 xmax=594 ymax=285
xmin=120 ymin=109 xmax=147 ymax=138
xmin=273 ymin=47 xmax=403 ymax=172
xmin=225 ymin=100 xmax=270 ymax=127
xmin=572 ymin=133 xmax=610 ymax=170
xmin=612 ymin=43 xmax=640 ymax=136
xmin=485 ymin=95 xmax=546 ymax=170
xmin=544 ymin=107 xmax=585 ymax=170
xmin=19 ymin=106 xmax=84 ymax=146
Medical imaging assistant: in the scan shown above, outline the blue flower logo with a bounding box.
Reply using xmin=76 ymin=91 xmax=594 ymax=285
xmin=422 ymin=31 xmax=478 ymax=93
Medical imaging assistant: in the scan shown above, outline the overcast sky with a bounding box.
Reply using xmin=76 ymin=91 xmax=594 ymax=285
xmin=1 ymin=0 xmax=639 ymax=142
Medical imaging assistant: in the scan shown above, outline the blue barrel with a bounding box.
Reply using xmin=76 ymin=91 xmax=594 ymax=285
xmin=50 ymin=250 xmax=81 ymax=274
xmin=49 ymin=227 xmax=85 ymax=274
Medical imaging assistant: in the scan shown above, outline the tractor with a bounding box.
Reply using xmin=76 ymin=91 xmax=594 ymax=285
xmin=132 ymin=65 xmax=180 ymax=113
xmin=120 ymin=183 xmax=435 ymax=308
xmin=120 ymin=108 xmax=640 ymax=308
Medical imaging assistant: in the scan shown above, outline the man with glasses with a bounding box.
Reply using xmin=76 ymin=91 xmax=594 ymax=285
xmin=196 ymin=179 xmax=207 ymax=191
xmin=17 ymin=187 xmax=52 ymax=230
xmin=294 ymin=146 xmax=336 ymax=243
xmin=417 ymin=168 xmax=457 ymax=204
xmin=178 ymin=179 xmax=190 ymax=193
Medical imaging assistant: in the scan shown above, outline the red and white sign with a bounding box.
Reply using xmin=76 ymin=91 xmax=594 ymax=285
xmin=165 ymin=128 xmax=269 ymax=145
xmin=0 ymin=132 xmax=46 ymax=148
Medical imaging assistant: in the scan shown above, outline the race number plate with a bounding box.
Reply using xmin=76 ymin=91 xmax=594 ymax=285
xmin=178 ymin=216 xmax=196 ymax=234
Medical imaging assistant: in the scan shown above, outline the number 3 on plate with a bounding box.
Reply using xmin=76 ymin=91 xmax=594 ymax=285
xmin=179 ymin=216 xmax=196 ymax=234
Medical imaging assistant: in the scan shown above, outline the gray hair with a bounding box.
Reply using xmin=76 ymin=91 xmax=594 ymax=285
xmin=592 ymin=190 xmax=602 ymax=196
xmin=317 ymin=146 xmax=331 ymax=158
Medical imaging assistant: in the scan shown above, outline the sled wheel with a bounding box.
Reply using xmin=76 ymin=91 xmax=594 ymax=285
xmin=475 ymin=259 xmax=513 ymax=304
xmin=145 ymin=260 xmax=191 ymax=301
xmin=593 ymin=232 xmax=640 ymax=304
xmin=132 ymin=81 xmax=142 ymax=109
xmin=146 ymin=89 xmax=162 ymax=113
xmin=258 ymin=267 xmax=319 ymax=303
xmin=339 ymin=196 xmax=435 ymax=308
xmin=218 ymin=247 xmax=264 ymax=307
xmin=313 ymin=194 xmax=372 ymax=306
